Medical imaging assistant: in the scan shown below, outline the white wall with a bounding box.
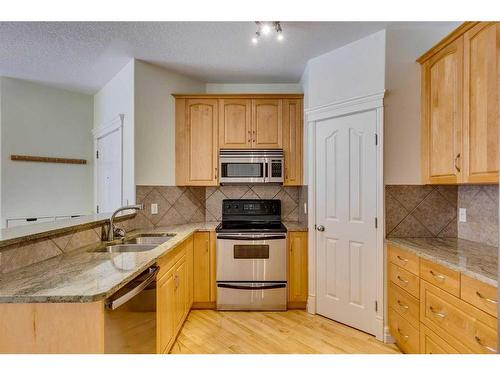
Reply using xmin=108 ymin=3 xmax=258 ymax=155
xmin=0 ymin=77 xmax=94 ymax=222
xmin=206 ymin=83 xmax=302 ymax=93
xmin=384 ymin=23 xmax=461 ymax=184
xmin=135 ymin=61 xmax=205 ymax=186
xmin=303 ymin=30 xmax=386 ymax=110
xmin=93 ymin=60 xmax=135 ymax=208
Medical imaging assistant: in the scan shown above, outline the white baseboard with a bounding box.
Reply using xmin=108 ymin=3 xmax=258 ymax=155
xmin=306 ymin=295 xmax=316 ymax=314
xmin=384 ymin=326 xmax=395 ymax=344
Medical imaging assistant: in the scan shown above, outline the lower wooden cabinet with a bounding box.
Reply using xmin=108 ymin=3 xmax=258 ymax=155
xmin=288 ymin=231 xmax=308 ymax=308
xmin=156 ymin=235 xmax=194 ymax=354
xmin=192 ymin=231 xmax=216 ymax=307
xmin=387 ymin=244 xmax=498 ymax=354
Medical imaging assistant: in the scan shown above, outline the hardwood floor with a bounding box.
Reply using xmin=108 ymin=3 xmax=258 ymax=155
xmin=170 ymin=310 xmax=401 ymax=354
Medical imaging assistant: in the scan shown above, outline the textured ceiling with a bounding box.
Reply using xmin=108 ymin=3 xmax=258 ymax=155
xmin=0 ymin=22 xmax=452 ymax=94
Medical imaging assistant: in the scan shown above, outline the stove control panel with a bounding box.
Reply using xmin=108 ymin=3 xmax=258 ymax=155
xmin=222 ymin=199 xmax=281 ymax=218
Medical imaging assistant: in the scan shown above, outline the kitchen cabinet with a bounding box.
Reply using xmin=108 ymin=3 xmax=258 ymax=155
xmin=156 ymin=235 xmax=193 ymax=354
xmin=192 ymin=231 xmax=217 ymax=308
xmin=157 ymin=269 xmax=176 ymax=354
xmin=462 ymin=23 xmax=499 ymax=183
xmin=387 ymin=244 xmax=498 ymax=354
xmin=419 ymin=22 xmax=499 ymax=184
xmin=287 ymin=231 xmax=308 ymax=308
xmin=174 ymin=94 xmax=303 ymax=186
xmin=283 ymin=99 xmax=303 ymax=186
xmin=219 ymin=99 xmax=252 ymax=149
xmin=175 ymin=98 xmax=219 ymax=186
xmin=252 ymin=99 xmax=282 ymax=148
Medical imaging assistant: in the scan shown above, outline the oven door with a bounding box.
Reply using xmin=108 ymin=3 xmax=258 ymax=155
xmin=219 ymin=157 xmax=266 ymax=184
xmin=216 ymin=233 xmax=287 ymax=282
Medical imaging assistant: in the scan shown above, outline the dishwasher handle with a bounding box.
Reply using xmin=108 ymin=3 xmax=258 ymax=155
xmin=105 ymin=266 xmax=159 ymax=310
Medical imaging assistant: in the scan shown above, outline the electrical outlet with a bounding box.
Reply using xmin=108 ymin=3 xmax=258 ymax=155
xmin=459 ymin=208 xmax=466 ymax=222
xmin=303 ymin=203 xmax=307 ymax=214
xmin=151 ymin=203 xmax=158 ymax=215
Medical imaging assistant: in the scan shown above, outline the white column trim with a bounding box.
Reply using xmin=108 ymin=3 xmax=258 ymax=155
xmin=306 ymin=91 xmax=385 ymax=341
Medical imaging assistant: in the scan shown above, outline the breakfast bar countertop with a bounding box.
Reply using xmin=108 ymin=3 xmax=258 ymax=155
xmin=0 ymin=222 xmax=218 ymax=304
xmin=386 ymin=237 xmax=498 ymax=287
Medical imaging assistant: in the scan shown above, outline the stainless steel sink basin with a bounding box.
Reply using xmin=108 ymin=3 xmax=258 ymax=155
xmin=91 ymin=244 xmax=158 ymax=253
xmin=123 ymin=233 xmax=176 ymax=245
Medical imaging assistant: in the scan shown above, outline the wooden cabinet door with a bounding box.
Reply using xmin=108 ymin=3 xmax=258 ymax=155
xmin=157 ymin=270 xmax=176 ymax=354
xmin=219 ymin=99 xmax=252 ymax=149
xmin=174 ymin=259 xmax=187 ymax=332
xmin=252 ymin=99 xmax=282 ymax=148
xmin=463 ymin=23 xmax=499 ymax=183
xmin=185 ymin=236 xmax=194 ymax=309
xmin=288 ymin=232 xmax=308 ymax=305
xmin=193 ymin=232 xmax=211 ymax=303
xmin=283 ymin=99 xmax=303 ymax=186
xmin=178 ymin=99 xmax=218 ymax=185
xmin=421 ymin=37 xmax=464 ymax=184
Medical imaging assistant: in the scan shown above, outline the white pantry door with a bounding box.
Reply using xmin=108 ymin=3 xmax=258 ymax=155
xmin=315 ymin=110 xmax=378 ymax=335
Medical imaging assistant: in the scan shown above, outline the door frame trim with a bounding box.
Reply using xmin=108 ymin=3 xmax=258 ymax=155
xmin=305 ymin=91 xmax=385 ymax=341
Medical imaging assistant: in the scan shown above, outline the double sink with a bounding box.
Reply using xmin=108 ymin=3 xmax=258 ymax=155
xmin=91 ymin=233 xmax=176 ymax=253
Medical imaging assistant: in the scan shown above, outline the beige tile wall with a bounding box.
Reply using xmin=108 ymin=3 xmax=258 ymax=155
xmin=0 ymin=225 xmax=106 ymax=274
xmin=132 ymin=185 xmax=304 ymax=229
xmin=385 ymin=185 xmax=458 ymax=238
xmin=457 ymin=185 xmax=499 ymax=247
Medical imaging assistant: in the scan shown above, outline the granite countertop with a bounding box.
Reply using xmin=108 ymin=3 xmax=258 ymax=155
xmin=386 ymin=237 xmax=498 ymax=287
xmin=283 ymin=221 xmax=308 ymax=231
xmin=0 ymin=222 xmax=218 ymax=304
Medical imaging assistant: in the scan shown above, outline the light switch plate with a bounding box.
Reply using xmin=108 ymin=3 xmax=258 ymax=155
xmin=151 ymin=203 xmax=158 ymax=215
xmin=459 ymin=208 xmax=466 ymax=222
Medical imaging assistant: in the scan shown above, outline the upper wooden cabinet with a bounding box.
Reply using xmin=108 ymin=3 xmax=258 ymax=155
xmin=175 ymin=94 xmax=304 ymax=186
xmin=283 ymin=99 xmax=303 ymax=185
xmin=252 ymin=99 xmax=282 ymax=148
xmin=419 ymin=22 xmax=499 ymax=184
xmin=176 ymin=98 xmax=219 ymax=186
xmin=219 ymin=99 xmax=252 ymax=149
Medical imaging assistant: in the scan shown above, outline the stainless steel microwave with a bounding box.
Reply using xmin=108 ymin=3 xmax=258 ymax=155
xmin=219 ymin=149 xmax=284 ymax=184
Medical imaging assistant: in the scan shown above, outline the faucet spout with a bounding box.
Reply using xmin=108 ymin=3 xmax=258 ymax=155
xmin=108 ymin=204 xmax=144 ymax=241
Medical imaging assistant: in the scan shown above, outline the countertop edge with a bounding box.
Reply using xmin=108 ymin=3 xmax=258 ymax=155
xmin=386 ymin=238 xmax=498 ymax=288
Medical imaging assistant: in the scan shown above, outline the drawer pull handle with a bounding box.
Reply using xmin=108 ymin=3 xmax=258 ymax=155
xmin=476 ymin=291 xmax=498 ymax=305
xmin=397 ymin=276 xmax=409 ymax=285
xmin=429 ymin=306 xmax=446 ymax=318
xmin=474 ymin=336 xmax=497 ymax=353
xmin=396 ymin=300 xmax=409 ymax=310
xmin=397 ymin=328 xmax=409 ymax=341
xmin=396 ymin=255 xmax=408 ymax=263
xmin=429 ymin=270 xmax=445 ymax=281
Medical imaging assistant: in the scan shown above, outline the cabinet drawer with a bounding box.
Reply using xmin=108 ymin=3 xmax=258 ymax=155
xmin=387 ymin=244 xmax=420 ymax=275
xmin=388 ymin=309 xmax=420 ymax=354
xmin=389 ymin=263 xmax=420 ymax=298
xmin=157 ymin=236 xmax=192 ymax=279
xmin=419 ymin=324 xmax=459 ymax=354
xmin=461 ymin=274 xmax=498 ymax=318
xmin=420 ymin=280 xmax=498 ymax=354
xmin=420 ymin=258 xmax=460 ymax=296
xmin=388 ymin=283 xmax=419 ymax=328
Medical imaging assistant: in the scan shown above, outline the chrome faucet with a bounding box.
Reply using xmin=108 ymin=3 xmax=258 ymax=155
xmin=108 ymin=204 xmax=144 ymax=241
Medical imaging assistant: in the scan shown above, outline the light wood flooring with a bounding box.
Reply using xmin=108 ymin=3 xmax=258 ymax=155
xmin=170 ymin=310 xmax=400 ymax=354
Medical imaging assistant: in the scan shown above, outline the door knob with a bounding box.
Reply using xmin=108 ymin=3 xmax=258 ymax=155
xmin=317 ymin=225 xmax=325 ymax=232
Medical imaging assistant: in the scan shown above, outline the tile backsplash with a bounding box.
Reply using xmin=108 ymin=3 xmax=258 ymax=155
xmin=132 ymin=185 xmax=307 ymax=230
xmin=385 ymin=185 xmax=457 ymax=238
xmin=385 ymin=184 xmax=499 ymax=247
xmin=457 ymin=185 xmax=498 ymax=247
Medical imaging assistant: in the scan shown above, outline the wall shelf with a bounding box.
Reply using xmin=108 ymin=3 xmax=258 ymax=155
xmin=10 ymin=155 xmax=87 ymax=165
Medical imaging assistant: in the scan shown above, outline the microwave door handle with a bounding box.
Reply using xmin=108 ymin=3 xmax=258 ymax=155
xmin=265 ymin=160 xmax=269 ymax=182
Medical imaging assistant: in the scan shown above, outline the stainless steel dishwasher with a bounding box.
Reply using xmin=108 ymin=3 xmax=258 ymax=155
xmin=104 ymin=266 xmax=159 ymax=354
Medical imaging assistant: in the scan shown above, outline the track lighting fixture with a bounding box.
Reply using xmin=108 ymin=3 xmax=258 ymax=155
xmin=252 ymin=22 xmax=284 ymax=45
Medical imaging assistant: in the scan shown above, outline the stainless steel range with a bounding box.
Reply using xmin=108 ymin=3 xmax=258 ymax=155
xmin=216 ymin=199 xmax=287 ymax=311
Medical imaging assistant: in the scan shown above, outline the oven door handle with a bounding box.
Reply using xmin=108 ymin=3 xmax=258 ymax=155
xmin=105 ymin=266 xmax=159 ymax=310
xmin=217 ymin=283 xmax=287 ymax=290
xmin=217 ymin=234 xmax=286 ymax=240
